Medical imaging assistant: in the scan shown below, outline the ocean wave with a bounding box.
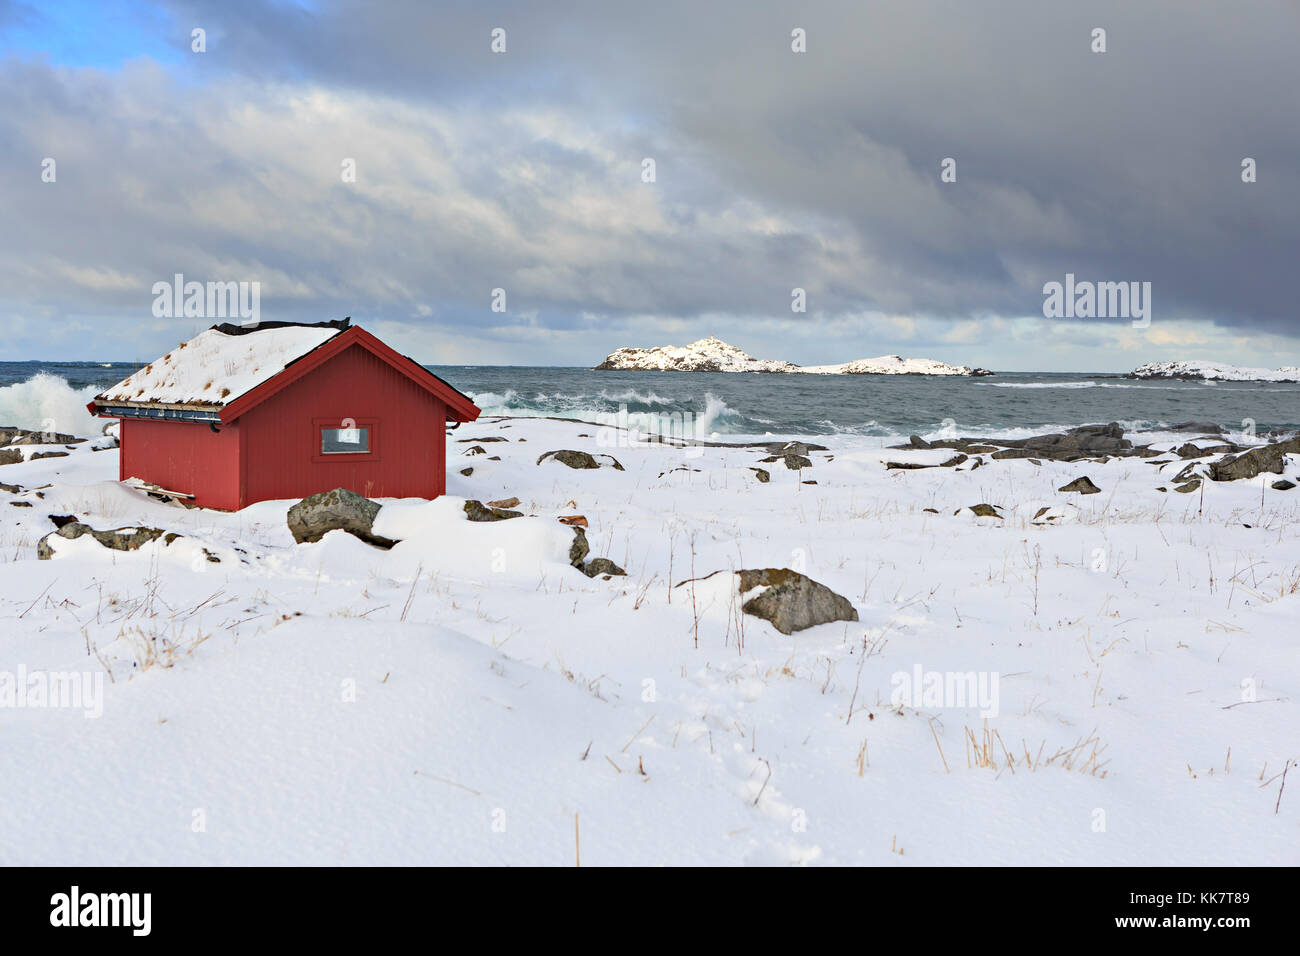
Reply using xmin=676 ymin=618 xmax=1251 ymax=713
xmin=0 ymin=373 xmax=102 ymax=436
xmin=468 ymin=388 xmax=754 ymax=438
xmin=978 ymin=381 xmax=1212 ymax=391
xmin=10 ymin=371 xmax=1290 ymax=448
xmin=596 ymin=388 xmax=675 ymax=405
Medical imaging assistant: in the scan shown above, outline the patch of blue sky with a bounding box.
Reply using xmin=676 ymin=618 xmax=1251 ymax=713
xmin=0 ymin=0 xmax=184 ymax=68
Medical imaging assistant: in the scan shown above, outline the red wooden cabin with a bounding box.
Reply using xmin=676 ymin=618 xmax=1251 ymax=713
xmin=87 ymin=319 xmax=480 ymax=510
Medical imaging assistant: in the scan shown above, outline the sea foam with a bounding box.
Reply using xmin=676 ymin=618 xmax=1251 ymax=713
xmin=0 ymin=373 xmax=102 ymax=437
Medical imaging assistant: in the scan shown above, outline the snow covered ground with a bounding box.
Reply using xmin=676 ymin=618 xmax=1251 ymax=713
xmin=2 ymin=417 xmax=1298 ymax=865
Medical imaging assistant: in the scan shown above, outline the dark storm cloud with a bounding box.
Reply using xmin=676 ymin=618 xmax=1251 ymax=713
xmin=149 ymin=0 xmax=1299 ymax=324
xmin=2 ymin=0 xmax=1298 ymax=365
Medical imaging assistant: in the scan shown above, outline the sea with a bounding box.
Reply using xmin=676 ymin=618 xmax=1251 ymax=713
xmin=2 ymin=361 xmax=1297 ymax=446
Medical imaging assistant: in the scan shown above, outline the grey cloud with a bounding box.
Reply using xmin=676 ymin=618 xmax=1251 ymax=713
xmin=1 ymin=0 xmax=1298 ymax=367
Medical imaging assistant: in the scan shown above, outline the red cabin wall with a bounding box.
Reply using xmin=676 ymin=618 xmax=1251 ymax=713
xmin=118 ymin=418 xmax=242 ymax=511
xmin=239 ymin=343 xmax=448 ymax=506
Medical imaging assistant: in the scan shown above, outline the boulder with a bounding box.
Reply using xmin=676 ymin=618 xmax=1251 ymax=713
xmin=286 ymin=488 xmax=397 ymax=549
xmin=749 ymin=467 xmax=770 ymax=483
xmin=0 ymin=449 xmax=22 ymax=466
xmin=464 ymin=499 xmax=522 ymax=522
xmin=1208 ymin=439 xmax=1300 ymax=482
xmin=568 ymin=527 xmax=590 ymax=568
xmin=37 ymin=522 xmax=170 ymax=560
xmin=886 ymin=453 xmax=967 ymax=470
xmin=1272 ymin=479 xmax=1296 ymax=491
xmin=1 ymin=426 xmax=84 ymax=446
xmin=537 ymin=449 xmax=599 ymax=469
xmin=487 ymin=497 xmax=521 ymax=509
xmin=1031 ymin=506 xmax=1066 ymax=523
xmin=564 ymin=526 xmax=625 ymax=577
xmin=760 ymin=453 xmax=812 ymax=470
xmin=1175 ymin=442 xmax=1239 ymax=459
xmin=582 ymin=557 xmax=626 ymax=578
xmin=1169 ymin=422 xmax=1225 ymax=434
xmin=8 ymin=431 xmax=82 ymax=445
xmin=754 ymin=440 xmax=829 ymax=455
xmin=1058 ymin=476 xmax=1101 ymax=495
xmin=991 ymin=423 xmax=1131 ymax=461
xmin=735 ymin=568 xmax=858 ymax=635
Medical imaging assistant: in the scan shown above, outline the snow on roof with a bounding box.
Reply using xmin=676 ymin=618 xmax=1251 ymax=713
xmin=97 ymin=324 xmax=344 ymax=408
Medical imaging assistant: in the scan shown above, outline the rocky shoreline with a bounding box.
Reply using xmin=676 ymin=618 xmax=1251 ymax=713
xmin=879 ymin=421 xmax=1300 ymax=493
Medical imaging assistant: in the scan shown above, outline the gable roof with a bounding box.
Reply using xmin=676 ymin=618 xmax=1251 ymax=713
xmin=94 ymin=321 xmax=346 ymax=410
xmin=90 ymin=320 xmax=480 ymax=424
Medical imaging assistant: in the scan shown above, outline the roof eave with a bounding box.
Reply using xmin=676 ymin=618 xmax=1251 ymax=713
xmin=91 ymin=401 xmax=225 ymax=423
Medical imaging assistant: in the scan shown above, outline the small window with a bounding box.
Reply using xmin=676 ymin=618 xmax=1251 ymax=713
xmin=321 ymin=426 xmax=371 ymax=454
xmin=312 ymin=418 xmax=379 ymax=463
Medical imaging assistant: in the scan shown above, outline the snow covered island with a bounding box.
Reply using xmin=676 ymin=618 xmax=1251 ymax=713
xmin=594 ymin=336 xmax=994 ymax=376
xmin=1127 ymin=360 xmax=1300 ymax=383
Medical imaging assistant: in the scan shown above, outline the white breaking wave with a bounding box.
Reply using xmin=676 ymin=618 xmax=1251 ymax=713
xmin=468 ymin=388 xmax=746 ymax=438
xmin=465 ymin=385 xmax=1253 ymax=446
xmin=0 ymin=373 xmax=102 ymax=437
xmin=978 ymin=381 xmax=1223 ymax=391
xmin=596 ymin=388 xmax=674 ymax=404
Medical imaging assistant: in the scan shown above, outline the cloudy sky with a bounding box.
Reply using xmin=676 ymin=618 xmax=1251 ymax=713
xmin=2 ymin=0 xmax=1297 ymax=370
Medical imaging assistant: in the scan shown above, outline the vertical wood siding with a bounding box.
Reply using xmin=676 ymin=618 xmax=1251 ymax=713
xmin=119 ymin=418 xmax=242 ymax=510
xmin=240 ymin=343 xmax=447 ymax=505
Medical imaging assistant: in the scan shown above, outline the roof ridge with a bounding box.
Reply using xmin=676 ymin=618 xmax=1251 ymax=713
xmin=208 ymin=317 xmax=350 ymax=336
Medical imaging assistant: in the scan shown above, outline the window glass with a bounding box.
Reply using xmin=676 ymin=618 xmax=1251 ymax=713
xmin=321 ymin=426 xmax=370 ymax=454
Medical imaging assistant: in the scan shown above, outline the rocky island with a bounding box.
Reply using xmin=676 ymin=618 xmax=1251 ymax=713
xmin=1126 ymin=360 xmax=1300 ymax=383
xmin=594 ymin=335 xmax=993 ymax=376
